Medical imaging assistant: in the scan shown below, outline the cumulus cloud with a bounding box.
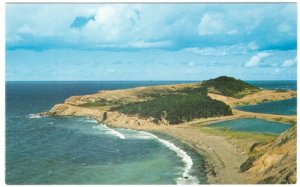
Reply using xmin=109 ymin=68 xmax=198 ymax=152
xmin=81 ymin=5 xmax=140 ymax=43
xmin=245 ymin=52 xmax=270 ymax=67
xmin=198 ymin=13 xmax=227 ymax=35
xmin=197 ymin=8 xmax=259 ymax=36
xmin=6 ymin=4 xmax=297 ymax=51
xmin=281 ymin=57 xmax=297 ymax=67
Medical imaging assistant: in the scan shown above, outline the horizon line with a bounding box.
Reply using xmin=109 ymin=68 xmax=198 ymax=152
xmin=5 ymin=79 xmax=298 ymax=82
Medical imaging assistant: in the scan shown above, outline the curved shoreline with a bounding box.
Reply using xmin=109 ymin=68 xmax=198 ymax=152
xmin=89 ymin=114 xmax=248 ymax=184
xmin=91 ymin=120 xmax=202 ymax=184
xmin=125 ymin=129 xmax=200 ymax=184
xmin=43 ymin=83 xmax=297 ymax=184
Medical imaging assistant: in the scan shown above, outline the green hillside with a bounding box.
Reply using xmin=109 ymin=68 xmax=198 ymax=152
xmin=201 ymin=76 xmax=260 ymax=98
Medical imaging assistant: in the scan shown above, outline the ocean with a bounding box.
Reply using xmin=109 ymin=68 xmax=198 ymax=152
xmin=5 ymin=80 xmax=296 ymax=184
xmin=247 ymin=80 xmax=297 ymax=91
xmin=238 ymin=80 xmax=297 ymax=115
xmin=5 ymin=81 xmax=206 ymax=184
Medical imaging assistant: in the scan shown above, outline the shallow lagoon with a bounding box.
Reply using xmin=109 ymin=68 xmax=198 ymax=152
xmin=207 ymin=118 xmax=291 ymax=135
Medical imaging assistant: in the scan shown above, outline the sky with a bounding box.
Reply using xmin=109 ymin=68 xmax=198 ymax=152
xmin=6 ymin=3 xmax=297 ymax=81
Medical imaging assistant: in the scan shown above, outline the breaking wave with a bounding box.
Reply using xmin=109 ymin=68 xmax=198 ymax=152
xmin=27 ymin=113 xmax=43 ymax=119
xmin=95 ymin=125 xmax=199 ymax=184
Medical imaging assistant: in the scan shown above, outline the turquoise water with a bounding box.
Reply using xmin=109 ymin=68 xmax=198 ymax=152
xmin=236 ymin=98 xmax=297 ymax=115
xmin=208 ymin=118 xmax=291 ymax=135
xmin=6 ymin=81 xmax=206 ymax=184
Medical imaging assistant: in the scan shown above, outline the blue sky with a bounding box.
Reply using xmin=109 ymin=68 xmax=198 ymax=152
xmin=6 ymin=3 xmax=297 ymax=80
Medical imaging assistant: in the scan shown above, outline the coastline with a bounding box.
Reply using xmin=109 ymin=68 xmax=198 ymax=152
xmin=43 ymin=83 xmax=297 ymax=184
xmin=92 ymin=116 xmax=249 ymax=184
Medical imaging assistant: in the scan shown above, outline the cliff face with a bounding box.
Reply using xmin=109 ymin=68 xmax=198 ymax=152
xmin=45 ymin=103 xmax=161 ymax=129
xmin=241 ymin=126 xmax=296 ymax=184
xmin=47 ymin=103 xmax=105 ymax=117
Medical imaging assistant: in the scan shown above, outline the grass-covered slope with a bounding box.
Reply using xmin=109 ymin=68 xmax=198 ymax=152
xmin=202 ymin=76 xmax=260 ymax=98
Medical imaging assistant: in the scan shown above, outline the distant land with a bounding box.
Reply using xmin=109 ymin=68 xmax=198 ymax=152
xmin=44 ymin=76 xmax=297 ymax=184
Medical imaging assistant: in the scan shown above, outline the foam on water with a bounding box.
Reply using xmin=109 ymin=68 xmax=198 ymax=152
xmin=102 ymin=125 xmax=126 ymax=139
xmin=85 ymin=119 xmax=98 ymax=123
xmin=139 ymin=131 xmax=199 ymax=184
xmin=77 ymin=119 xmax=199 ymax=184
xmin=27 ymin=113 xmax=43 ymax=119
xmin=108 ymin=128 xmax=199 ymax=184
xmin=92 ymin=123 xmax=125 ymax=139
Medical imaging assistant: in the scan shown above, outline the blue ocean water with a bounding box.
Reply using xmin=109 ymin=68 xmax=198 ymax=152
xmin=238 ymin=81 xmax=297 ymax=115
xmin=247 ymin=80 xmax=297 ymax=91
xmin=6 ymin=81 xmax=206 ymax=185
xmin=207 ymin=118 xmax=291 ymax=135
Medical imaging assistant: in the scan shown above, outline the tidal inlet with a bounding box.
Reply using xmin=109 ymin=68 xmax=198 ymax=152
xmin=5 ymin=2 xmax=297 ymax=185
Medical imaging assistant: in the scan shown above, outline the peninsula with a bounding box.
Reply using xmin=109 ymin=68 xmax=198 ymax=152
xmin=44 ymin=76 xmax=297 ymax=184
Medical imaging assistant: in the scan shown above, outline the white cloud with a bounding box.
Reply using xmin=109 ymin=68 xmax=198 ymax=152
xmin=198 ymin=13 xmax=226 ymax=36
xmin=227 ymin=29 xmax=239 ymax=35
xmin=129 ymin=40 xmax=172 ymax=48
xmin=245 ymin=52 xmax=270 ymax=67
xmin=17 ymin=24 xmax=34 ymax=34
xmin=81 ymin=5 xmax=140 ymax=43
xmin=6 ymin=4 xmax=297 ymax=51
xmin=90 ymin=40 xmax=172 ymax=49
xmin=247 ymin=42 xmax=258 ymax=50
xmin=281 ymin=57 xmax=297 ymax=67
xmin=69 ymin=5 xmax=180 ymax=48
xmin=197 ymin=10 xmax=258 ymax=36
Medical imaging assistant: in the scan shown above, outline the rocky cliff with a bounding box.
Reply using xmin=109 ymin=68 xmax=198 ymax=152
xmin=241 ymin=126 xmax=296 ymax=184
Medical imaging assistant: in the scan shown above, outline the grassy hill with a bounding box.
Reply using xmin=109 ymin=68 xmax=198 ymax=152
xmin=202 ymin=76 xmax=260 ymax=98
